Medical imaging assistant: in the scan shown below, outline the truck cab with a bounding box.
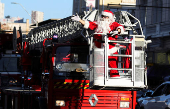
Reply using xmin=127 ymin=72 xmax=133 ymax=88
xmin=52 ymin=43 xmax=89 ymax=80
xmin=44 ymin=42 xmax=137 ymax=109
xmin=40 ymin=10 xmax=151 ymax=109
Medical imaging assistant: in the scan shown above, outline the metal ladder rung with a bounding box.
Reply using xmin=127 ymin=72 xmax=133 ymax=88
xmin=109 ymin=54 xmax=132 ymax=57
xmin=108 ymin=40 xmax=132 ymax=43
xmin=119 ymin=73 xmax=131 ymax=76
xmin=109 ymin=77 xmax=131 ymax=80
xmin=125 ymin=28 xmax=133 ymax=31
xmin=123 ymin=24 xmax=136 ymax=27
xmin=108 ymin=68 xmax=132 ymax=70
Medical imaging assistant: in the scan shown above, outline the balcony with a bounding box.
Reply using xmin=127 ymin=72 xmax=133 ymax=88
xmin=143 ymin=22 xmax=170 ymax=39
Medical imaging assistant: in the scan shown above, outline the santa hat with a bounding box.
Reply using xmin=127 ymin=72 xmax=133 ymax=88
xmin=101 ymin=10 xmax=114 ymax=19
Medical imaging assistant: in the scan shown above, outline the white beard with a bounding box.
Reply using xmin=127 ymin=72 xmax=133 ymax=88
xmin=95 ymin=18 xmax=112 ymax=33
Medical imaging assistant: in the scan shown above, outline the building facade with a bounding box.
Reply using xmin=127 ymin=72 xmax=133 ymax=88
xmin=31 ymin=11 xmax=44 ymax=24
xmin=0 ymin=1 xmax=4 ymax=19
xmin=136 ymin=0 xmax=170 ymax=66
xmin=1 ymin=19 xmax=30 ymax=34
xmin=72 ymin=0 xmax=136 ymax=15
xmin=73 ymin=0 xmax=170 ymax=66
xmin=0 ymin=17 xmax=24 ymax=24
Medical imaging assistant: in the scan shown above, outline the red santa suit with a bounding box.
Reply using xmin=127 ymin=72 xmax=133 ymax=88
xmin=83 ymin=10 xmax=124 ymax=77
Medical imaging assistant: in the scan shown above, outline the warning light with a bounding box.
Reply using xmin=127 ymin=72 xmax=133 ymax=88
xmin=52 ymin=33 xmax=58 ymax=42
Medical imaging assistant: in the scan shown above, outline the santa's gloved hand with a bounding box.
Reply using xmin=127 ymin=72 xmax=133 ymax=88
xmin=71 ymin=14 xmax=80 ymax=22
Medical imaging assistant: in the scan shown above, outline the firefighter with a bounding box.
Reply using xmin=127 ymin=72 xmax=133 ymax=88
xmin=71 ymin=10 xmax=124 ymax=77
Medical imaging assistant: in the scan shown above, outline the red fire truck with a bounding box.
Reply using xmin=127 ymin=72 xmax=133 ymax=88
xmin=2 ymin=10 xmax=151 ymax=109
xmin=0 ymin=28 xmax=23 ymax=107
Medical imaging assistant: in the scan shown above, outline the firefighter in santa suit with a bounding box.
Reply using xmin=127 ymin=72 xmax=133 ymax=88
xmin=71 ymin=10 xmax=124 ymax=77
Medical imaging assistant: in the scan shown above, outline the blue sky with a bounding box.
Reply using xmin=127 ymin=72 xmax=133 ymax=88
xmin=1 ymin=0 xmax=73 ymax=22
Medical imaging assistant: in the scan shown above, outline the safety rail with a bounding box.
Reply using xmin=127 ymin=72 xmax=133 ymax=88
xmin=89 ymin=33 xmax=148 ymax=90
xmin=88 ymin=10 xmax=150 ymax=90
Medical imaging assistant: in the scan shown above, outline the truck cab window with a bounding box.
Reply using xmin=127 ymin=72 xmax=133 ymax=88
xmin=55 ymin=46 xmax=89 ymax=63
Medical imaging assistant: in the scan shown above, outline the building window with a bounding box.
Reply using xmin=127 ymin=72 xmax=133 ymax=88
xmin=139 ymin=0 xmax=147 ymax=26
xmin=168 ymin=1 xmax=170 ymax=22
xmin=140 ymin=0 xmax=147 ymax=5
xmin=147 ymin=52 xmax=153 ymax=63
xmin=152 ymin=0 xmax=162 ymax=24
xmin=155 ymin=52 xmax=167 ymax=65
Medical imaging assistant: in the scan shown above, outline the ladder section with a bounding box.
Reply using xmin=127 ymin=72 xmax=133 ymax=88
xmin=106 ymin=37 xmax=133 ymax=80
xmin=114 ymin=11 xmax=143 ymax=35
xmin=25 ymin=10 xmax=99 ymax=52
xmin=104 ymin=34 xmax=135 ymax=86
xmin=26 ymin=12 xmax=86 ymax=51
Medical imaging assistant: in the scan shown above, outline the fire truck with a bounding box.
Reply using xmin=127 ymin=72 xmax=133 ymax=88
xmin=0 ymin=28 xmax=23 ymax=107
xmin=2 ymin=9 xmax=151 ymax=109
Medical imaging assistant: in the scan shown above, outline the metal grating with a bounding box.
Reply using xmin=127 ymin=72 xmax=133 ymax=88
xmin=135 ymin=69 xmax=143 ymax=82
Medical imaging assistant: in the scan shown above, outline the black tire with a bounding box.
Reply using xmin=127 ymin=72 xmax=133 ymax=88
xmin=135 ymin=102 xmax=140 ymax=109
xmin=140 ymin=107 xmax=144 ymax=109
xmin=135 ymin=103 xmax=144 ymax=109
xmin=39 ymin=97 xmax=48 ymax=109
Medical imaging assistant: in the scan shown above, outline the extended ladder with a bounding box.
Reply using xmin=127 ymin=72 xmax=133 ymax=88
xmin=25 ymin=11 xmax=91 ymax=52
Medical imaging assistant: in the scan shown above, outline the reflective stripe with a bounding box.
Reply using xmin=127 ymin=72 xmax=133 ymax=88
xmin=55 ymin=82 xmax=89 ymax=85
xmin=1 ymin=54 xmax=21 ymax=57
xmin=54 ymin=86 xmax=88 ymax=89
xmin=0 ymin=72 xmax=21 ymax=74
xmin=54 ymin=81 xmax=89 ymax=89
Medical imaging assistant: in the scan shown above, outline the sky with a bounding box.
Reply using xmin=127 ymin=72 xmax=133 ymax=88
xmin=1 ymin=0 xmax=73 ymax=22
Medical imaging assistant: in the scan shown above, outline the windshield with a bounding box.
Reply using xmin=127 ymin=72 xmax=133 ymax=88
xmin=53 ymin=45 xmax=89 ymax=79
xmin=0 ymin=57 xmax=21 ymax=72
xmin=55 ymin=46 xmax=89 ymax=63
